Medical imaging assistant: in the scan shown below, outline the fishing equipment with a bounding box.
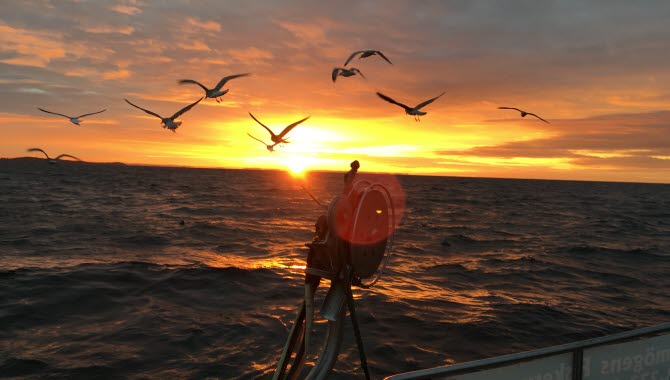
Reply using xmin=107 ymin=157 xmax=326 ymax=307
xmin=274 ymin=160 xmax=396 ymax=380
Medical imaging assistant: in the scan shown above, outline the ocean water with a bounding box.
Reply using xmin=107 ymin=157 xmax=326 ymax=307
xmin=1 ymin=158 xmax=669 ymax=379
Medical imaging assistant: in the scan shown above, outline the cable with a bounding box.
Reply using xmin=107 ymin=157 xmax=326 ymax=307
xmin=300 ymin=184 xmax=327 ymax=210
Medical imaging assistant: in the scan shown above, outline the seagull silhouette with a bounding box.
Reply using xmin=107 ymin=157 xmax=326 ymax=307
xmin=498 ymin=107 xmax=549 ymax=124
xmin=37 ymin=108 xmax=106 ymax=126
xmin=344 ymin=50 xmax=393 ymax=66
xmin=248 ymin=112 xmax=309 ymax=145
xmin=27 ymin=148 xmax=80 ymax=164
xmin=376 ymin=91 xmax=445 ymax=121
xmin=178 ymin=73 xmax=250 ymax=103
xmin=247 ymin=133 xmax=278 ymax=152
xmin=125 ymin=97 xmax=203 ymax=132
xmin=332 ymin=67 xmax=365 ymax=82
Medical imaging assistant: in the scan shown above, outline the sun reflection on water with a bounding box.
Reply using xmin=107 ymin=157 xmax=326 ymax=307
xmin=175 ymin=249 xmax=307 ymax=274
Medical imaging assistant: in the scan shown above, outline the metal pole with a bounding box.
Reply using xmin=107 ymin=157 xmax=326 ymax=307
xmin=273 ymin=302 xmax=306 ymax=380
xmin=571 ymin=348 xmax=583 ymax=380
xmin=345 ymin=276 xmax=372 ymax=380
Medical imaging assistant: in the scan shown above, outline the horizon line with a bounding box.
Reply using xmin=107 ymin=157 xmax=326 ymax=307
xmin=4 ymin=156 xmax=670 ymax=186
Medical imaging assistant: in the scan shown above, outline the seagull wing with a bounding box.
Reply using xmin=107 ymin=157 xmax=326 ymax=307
xmin=527 ymin=113 xmax=550 ymax=124
xmin=355 ymin=69 xmax=366 ymax=79
xmin=55 ymin=154 xmax=81 ymax=161
xmin=332 ymin=68 xmax=341 ymax=82
xmin=247 ymin=132 xmax=269 ymax=146
xmin=498 ymin=106 xmax=523 ymax=112
xmin=75 ymin=109 xmax=107 ymax=119
xmin=178 ymin=79 xmax=209 ymax=92
xmin=376 ymin=92 xmax=411 ymax=111
xmin=171 ymin=97 xmax=203 ymax=119
xmin=376 ymin=51 xmax=393 ymax=64
xmin=249 ymin=112 xmax=276 ymax=137
xmin=125 ymin=99 xmax=163 ymax=119
xmin=38 ymin=108 xmax=71 ymax=119
xmin=278 ymin=116 xmax=310 ymax=138
xmin=344 ymin=51 xmax=364 ymax=66
xmin=27 ymin=148 xmax=49 ymax=159
xmin=415 ymin=92 xmax=445 ymax=110
xmin=213 ymin=73 xmax=250 ymax=91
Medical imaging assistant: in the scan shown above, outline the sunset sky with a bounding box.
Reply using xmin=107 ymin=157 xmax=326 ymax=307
xmin=1 ymin=1 xmax=669 ymax=182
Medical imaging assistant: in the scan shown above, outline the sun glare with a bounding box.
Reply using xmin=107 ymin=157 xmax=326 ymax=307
xmin=285 ymin=156 xmax=307 ymax=176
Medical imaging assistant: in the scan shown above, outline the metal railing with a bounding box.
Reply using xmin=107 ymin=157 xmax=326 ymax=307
xmin=385 ymin=322 xmax=670 ymax=380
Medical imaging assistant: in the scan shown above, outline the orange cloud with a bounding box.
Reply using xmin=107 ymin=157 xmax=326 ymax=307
xmin=228 ymin=47 xmax=274 ymax=62
xmin=0 ymin=113 xmax=64 ymax=124
xmin=63 ymin=61 xmax=131 ymax=81
xmin=177 ymin=40 xmax=211 ymax=51
xmin=102 ymin=69 xmax=131 ymax=80
xmin=129 ymin=38 xmax=166 ymax=54
xmin=278 ymin=20 xmax=329 ymax=44
xmin=278 ymin=18 xmax=343 ymax=44
xmin=277 ymin=19 xmax=347 ymax=59
xmin=186 ymin=57 xmax=229 ymax=66
xmin=83 ymin=25 xmax=135 ymax=35
xmin=111 ymin=5 xmax=142 ymax=15
xmin=185 ymin=17 xmax=221 ymax=33
xmin=126 ymin=91 xmax=211 ymax=105
xmin=0 ymin=24 xmax=66 ymax=67
xmin=607 ymin=94 xmax=670 ymax=110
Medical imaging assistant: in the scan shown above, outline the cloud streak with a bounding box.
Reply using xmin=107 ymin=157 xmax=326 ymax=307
xmin=111 ymin=5 xmax=142 ymax=15
xmin=439 ymin=111 xmax=670 ymax=171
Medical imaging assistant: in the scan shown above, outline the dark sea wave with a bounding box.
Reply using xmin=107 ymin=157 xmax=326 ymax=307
xmin=1 ymin=159 xmax=669 ymax=379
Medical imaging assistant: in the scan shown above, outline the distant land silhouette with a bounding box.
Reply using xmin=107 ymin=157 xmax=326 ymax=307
xmin=1 ymin=157 xmax=126 ymax=166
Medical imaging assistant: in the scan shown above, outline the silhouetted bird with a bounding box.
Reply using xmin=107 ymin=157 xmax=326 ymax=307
xmin=247 ymin=133 xmax=278 ymax=152
xmin=498 ymin=107 xmax=549 ymax=124
xmin=178 ymin=73 xmax=250 ymax=103
xmin=248 ymin=112 xmax=309 ymax=145
xmin=27 ymin=148 xmax=80 ymax=164
xmin=125 ymin=97 xmax=203 ymax=132
xmin=344 ymin=50 xmax=393 ymax=66
xmin=332 ymin=67 xmax=365 ymax=82
xmin=376 ymin=91 xmax=445 ymax=121
xmin=37 ymin=107 xmax=106 ymax=126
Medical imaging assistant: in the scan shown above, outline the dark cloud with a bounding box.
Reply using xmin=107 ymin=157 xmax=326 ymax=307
xmin=438 ymin=110 xmax=670 ymax=169
xmin=571 ymin=155 xmax=670 ymax=169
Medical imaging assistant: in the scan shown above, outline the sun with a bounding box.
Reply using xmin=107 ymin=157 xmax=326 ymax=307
xmin=285 ymin=156 xmax=307 ymax=176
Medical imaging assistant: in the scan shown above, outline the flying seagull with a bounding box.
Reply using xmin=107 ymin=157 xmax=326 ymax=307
xmin=178 ymin=73 xmax=250 ymax=103
xmin=37 ymin=107 xmax=106 ymax=126
xmin=376 ymin=91 xmax=445 ymax=121
xmin=247 ymin=133 xmax=278 ymax=152
xmin=344 ymin=50 xmax=393 ymax=66
xmin=27 ymin=148 xmax=80 ymax=164
xmin=124 ymin=97 xmax=203 ymax=132
xmin=332 ymin=67 xmax=365 ymax=82
xmin=248 ymin=112 xmax=309 ymax=145
xmin=498 ymin=107 xmax=549 ymax=124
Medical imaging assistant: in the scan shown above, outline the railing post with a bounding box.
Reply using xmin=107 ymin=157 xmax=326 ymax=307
xmin=572 ymin=348 xmax=584 ymax=380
